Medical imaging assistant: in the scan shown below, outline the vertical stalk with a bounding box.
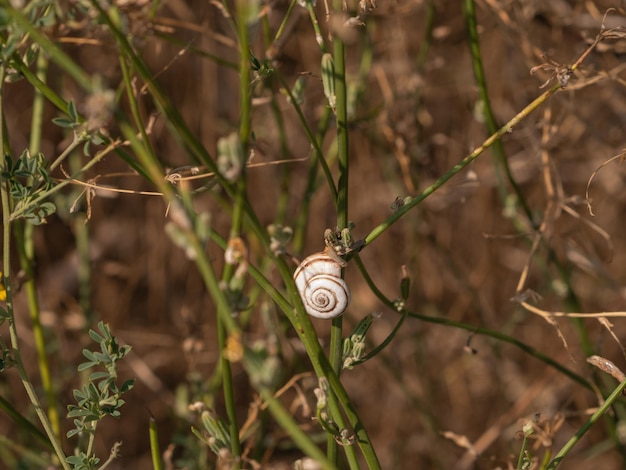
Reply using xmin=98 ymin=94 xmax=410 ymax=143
xmin=463 ymin=0 xmax=596 ymax=369
xmin=16 ymin=50 xmax=62 ymax=442
xmin=0 ymin=62 xmax=70 ymax=470
xmin=463 ymin=0 xmax=530 ymax=218
xmin=149 ymin=417 xmax=164 ymax=470
xmin=214 ymin=0 xmax=255 ymax=464
xmin=328 ymin=3 xmax=354 ymax=465
xmin=293 ymin=106 xmax=332 ymax=253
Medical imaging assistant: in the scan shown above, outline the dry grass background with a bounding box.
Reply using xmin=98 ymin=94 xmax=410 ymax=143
xmin=4 ymin=0 xmax=626 ymax=468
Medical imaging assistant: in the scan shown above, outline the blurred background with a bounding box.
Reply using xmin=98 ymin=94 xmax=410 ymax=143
xmin=4 ymin=0 xmax=626 ymax=468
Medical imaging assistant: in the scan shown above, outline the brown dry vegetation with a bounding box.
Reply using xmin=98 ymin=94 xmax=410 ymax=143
xmin=4 ymin=0 xmax=626 ymax=469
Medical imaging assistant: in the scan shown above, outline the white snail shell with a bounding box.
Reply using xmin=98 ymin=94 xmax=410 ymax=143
xmin=293 ymin=252 xmax=350 ymax=319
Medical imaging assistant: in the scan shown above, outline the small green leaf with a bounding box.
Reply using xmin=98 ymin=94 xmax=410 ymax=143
xmin=24 ymin=201 xmax=56 ymax=225
xmin=321 ymin=53 xmax=336 ymax=110
xmin=88 ymin=371 xmax=108 ymax=381
xmin=120 ymin=379 xmax=135 ymax=393
xmin=52 ymin=117 xmax=76 ymax=128
xmin=77 ymin=361 xmax=97 ymax=372
xmin=88 ymin=328 xmax=104 ymax=344
xmin=68 ymin=100 xmax=78 ymax=122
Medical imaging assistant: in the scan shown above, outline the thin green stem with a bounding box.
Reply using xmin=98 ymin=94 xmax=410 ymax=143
xmin=546 ymin=378 xmax=626 ymax=469
xmin=210 ymin=231 xmax=380 ymax=468
xmin=149 ymin=417 xmax=164 ymax=470
xmin=9 ymin=52 xmax=67 ymax=112
xmin=261 ymin=15 xmax=292 ymax=225
xmin=19 ymin=49 xmax=61 ymax=441
xmin=272 ymin=0 xmax=299 ymax=49
xmin=355 ymin=252 xmax=591 ymax=390
xmin=349 ymin=256 xmax=409 ymax=366
xmin=259 ymin=388 xmax=335 ymax=469
xmin=0 ymin=61 xmax=70 ymax=470
xmin=85 ymin=422 xmax=97 ymax=459
xmin=2 ymin=3 xmax=93 ymax=92
xmin=364 ymin=81 xmax=562 ymax=246
xmin=118 ymin=54 xmax=156 ymax=163
xmin=293 ymin=106 xmax=332 ymax=253
xmin=276 ymin=71 xmax=338 ymax=203
xmin=0 ymin=394 xmax=52 ymax=450
xmin=14 ymin=223 xmax=61 ymax=439
xmin=9 ymin=141 xmax=120 ymax=222
xmin=328 ymin=1 xmax=352 ymax=464
xmin=516 ymin=432 xmax=530 ymax=470
xmin=464 ymin=0 xmax=597 ymax=380
xmin=212 ymin=2 xmax=256 ymax=463
xmin=153 ymin=31 xmax=239 ymax=70
xmin=304 ymin=0 xmax=327 ymax=53
xmin=94 ymin=3 xmax=377 ymax=465
xmin=333 ymin=25 xmax=349 ymax=230
xmin=463 ymin=0 xmax=533 ymax=222
xmin=118 ymin=120 xmax=240 ymax=336
xmin=48 ymin=132 xmax=88 ymax=172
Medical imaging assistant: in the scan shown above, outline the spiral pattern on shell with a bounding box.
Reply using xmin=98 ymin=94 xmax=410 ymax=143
xmin=293 ymin=252 xmax=350 ymax=319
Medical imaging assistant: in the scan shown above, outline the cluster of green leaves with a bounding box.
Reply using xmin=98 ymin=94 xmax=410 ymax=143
xmin=66 ymin=322 xmax=135 ymax=470
xmin=0 ymin=149 xmax=56 ymax=224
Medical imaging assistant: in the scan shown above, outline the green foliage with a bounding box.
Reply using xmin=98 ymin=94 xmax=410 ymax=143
xmin=65 ymin=453 xmax=100 ymax=470
xmin=65 ymin=322 xmax=134 ymax=468
xmin=52 ymin=100 xmax=80 ymax=129
xmin=2 ymin=1 xmax=626 ymax=469
xmin=0 ymin=149 xmax=56 ymax=224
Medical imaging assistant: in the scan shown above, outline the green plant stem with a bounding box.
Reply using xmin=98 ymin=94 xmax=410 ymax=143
xmin=210 ymin=231 xmax=379 ymax=468
xmin=213 ymin=2 xmax=256 ymax=463
xmin=363 ymin=81 xmax=562 ymax=246
xmin=293 ymin=106 xmax=332 ymax=253
xmin=13 ymin=224 xmax=61 ymax=439
xmin=277 ymin=71 xmax=338 ymax=203
xmin=546 ymin=377 xmax=626 ymax=469
xmin=2 ymin=3 xmax=93 ymax=92
xmin=304 ymin=0 xmax=327 ymax=52
xmin=261 ymin=15 xmax=291 ymax=225
xmin=153 ymin=31 xmax=239 ymax=70
xmin=18 ymin=49 xmax=61 ymax=442
xmin=463 ymin=0 xmax=533 ymax=221
xmin=0 ymin=62 xmax=71 ymax=470
xmin=259 ymin=388 xmax=335 ymax=469
xmin=118 ymin=120 xmax=239 ymax=331
xmin=516 ymin=433 xmax=530 ymax=470
xmin=93 ymin=4 xmax=376 ymax=465
xmin=9 ymin=52 xmax=67 ymax=112
xmin=272 ymin=0 xmax=299 ymax=48
xmin=149 ymin=417 xmax=164 ymax=470
xmin=328 ymin=2 xmax=351 ymax=464
xmin=9 ymin=141 xmax=120 ymax=222
xmin=463 ymin=0 xmax=603 ymax=426
xmin=350 ymin=256 xmax=409 ymax=366
xmin=85 ymin=421 xmax=97 ymax=459
xmin=0 ymin=394 xmax=52 ymax=450
xmin=355 ymin=252 xmax=591 ymax=390
xmin=274 ymin=260 xmax=378 ymax=468
xmin=49 ymin=133 xmax=89 ymax=172
xmin=118 ymin=53 xmax=156 ymax=163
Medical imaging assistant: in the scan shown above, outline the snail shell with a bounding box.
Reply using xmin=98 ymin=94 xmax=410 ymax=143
xmin=293 ymin=251 xmax=350 ymax=319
